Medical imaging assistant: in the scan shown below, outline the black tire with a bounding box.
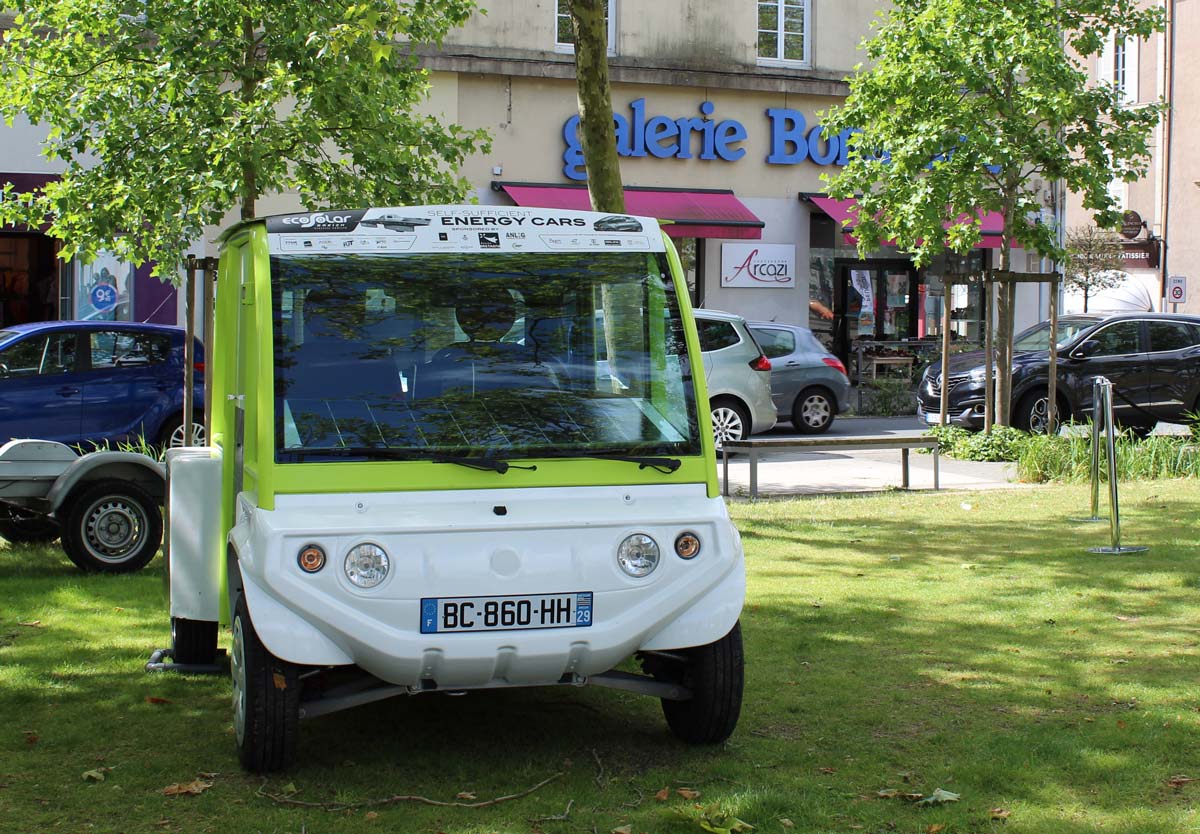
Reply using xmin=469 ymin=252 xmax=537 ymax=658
xmin=60 ymin=480 xmax=162 ymax=573
xmin=792 ymin=387 xmax=835 ymax=434
xmin=172 ymin=617 xmax=219 ymax=665
xmin=710 ymin=399 xmax=750 ymax=452
xmin=231 ymin=596 xmax=299 ymax=772
xmin=0 ymin=509 xmax=60 ymax=544
xmin=660 ymin=621 xmax=745 ymax=744
xmin=1013 ymin=391 xmax=1063 ymax=435
xmin=159 ymin=414 xmax=206 ymax=450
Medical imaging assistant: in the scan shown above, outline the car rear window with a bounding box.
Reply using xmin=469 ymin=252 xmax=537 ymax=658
xmin=89 ymin=331 xmax=172 ymax=369
xmin=696 ymin=320 xmax=741 ymax=352
xmin=1148 ymin=321 xmax=1200 ymax=353
xmin=750 ymin=327 xmax=794 ymax=359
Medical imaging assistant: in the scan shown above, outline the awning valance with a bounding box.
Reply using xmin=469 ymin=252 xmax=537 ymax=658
xmin=494 ymin=182 xmax=764 ymax=240
xmin=804 ymin=194 xmax=1005 ymax=249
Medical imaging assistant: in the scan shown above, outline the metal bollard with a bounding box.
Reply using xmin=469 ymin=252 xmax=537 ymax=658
xmin=1069 ymin=376 xmax=1107 ymax=523
xmin=1087 ymin=379 xmax=1148 ymax=554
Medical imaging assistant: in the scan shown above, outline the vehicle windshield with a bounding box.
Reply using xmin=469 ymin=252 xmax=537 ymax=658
xmin=1013 ymin=317 xmax=1100 ymax=352
xmin=270 ymin=252 xmax=701 ymax=463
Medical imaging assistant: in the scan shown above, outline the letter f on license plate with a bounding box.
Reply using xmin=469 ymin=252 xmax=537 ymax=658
xmin=420 ymin=592 xmax=594 ymax=634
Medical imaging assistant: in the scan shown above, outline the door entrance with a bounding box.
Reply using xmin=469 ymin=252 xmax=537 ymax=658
xmin=832 ymin=260 xmax=919 ymax=364
xmin=0 ymin=234 xmax=58 ymax=326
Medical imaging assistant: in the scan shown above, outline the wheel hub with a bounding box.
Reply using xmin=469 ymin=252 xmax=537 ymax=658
xmin=83 ymin=499 xmax=144 ymax=561
xmin=801 ymin=396 xmax=831 ymax=426
xmin=231 ymin=618 xmax=247 ymax=746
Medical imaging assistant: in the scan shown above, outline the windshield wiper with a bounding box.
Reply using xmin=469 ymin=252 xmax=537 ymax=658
xmin=433 ymin=455 xmax=537 ymax=474
xmin=583 ymin=454 xmax=682 ymax=474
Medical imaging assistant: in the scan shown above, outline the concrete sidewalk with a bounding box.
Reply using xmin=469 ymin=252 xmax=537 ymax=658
xmin=719 ymin=446 xmax=1020 ymax=498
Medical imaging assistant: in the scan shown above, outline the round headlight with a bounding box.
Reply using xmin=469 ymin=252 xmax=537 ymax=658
xmin=297 ymin=543 xmax=326 ymax=573
xmin=617 ymin=533 xmax=660 ymax=578
xmin=344 ymin=543 xmax=389 ymax=589
xmin=674 ymin=532 xmax=701 ymax=559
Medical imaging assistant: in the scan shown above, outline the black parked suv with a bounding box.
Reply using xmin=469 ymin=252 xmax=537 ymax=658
xmin=917 ymin=313 xmax=1200 ymax=434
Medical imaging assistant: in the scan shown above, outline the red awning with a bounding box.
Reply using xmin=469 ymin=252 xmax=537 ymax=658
xmin=806 ymin=195 xmax=1005 ymax=249
xmin=495 ymin=183 xmax=764 ymax=239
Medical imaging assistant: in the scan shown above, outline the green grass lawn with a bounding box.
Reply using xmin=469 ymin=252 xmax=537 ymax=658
xmin=2 ymin=482 xmax=1199 ymax=834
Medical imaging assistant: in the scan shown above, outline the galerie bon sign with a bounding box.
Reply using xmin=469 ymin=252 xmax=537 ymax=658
xmin=561 ymin=99 xmax=856 ymax=180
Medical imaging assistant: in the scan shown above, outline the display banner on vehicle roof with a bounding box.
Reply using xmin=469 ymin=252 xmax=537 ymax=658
xmin=265 ymin=206 xmax=664 ymax=256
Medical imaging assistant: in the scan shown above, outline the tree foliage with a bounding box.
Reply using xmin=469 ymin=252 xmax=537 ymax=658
xmin=821 ymin=0 xmax=1165 ymax=269
xmin=1064 ymin=224 xmax=1125 ymax=311
xmin=0 ymin=0 xmax=490 ymax=276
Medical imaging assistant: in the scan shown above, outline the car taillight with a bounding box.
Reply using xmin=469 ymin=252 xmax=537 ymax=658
xmin=749 ymin=355 xmax=771 ymax=372
xmin=822 ymin=357 xmax=848 ymax=377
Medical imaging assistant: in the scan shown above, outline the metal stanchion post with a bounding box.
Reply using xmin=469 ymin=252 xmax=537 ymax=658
xmin=1088 ymin=380 xmax=1148 ymax=554
xmin=1070 ymin=376 xmax=1107 ymax=523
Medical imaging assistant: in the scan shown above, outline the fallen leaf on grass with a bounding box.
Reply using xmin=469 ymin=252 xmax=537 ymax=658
xmin=990 ymin=808 xmax=1011 ymax=819
xmin=455 ymin=791 xmax=477 ymax=800
xmin=654 ymin=787 xmax=670 ymax=801
xmin=82 ymin=770 xmax=107 ymax=783
xmin=162 ymin=779 xmax=212 ymax=797
xmin=916 ymin=789 xmax=960 ymax=806
xmin=365 ymin=811 xmax=379 ymax=821
xmin=611 ymin=826 xmax=632 ymax=834
xmin=17 ymin=621 xmax=42 ymax=628
xmin=145 ymin=696 xmax=171 ymax=705
xmin=819 ymin=767 xmax=836 ymax=775
xmin=23 ymin=731 xmax=37 ymax=745
xmin=698 ymin=804 xmax=754 ymax=833
xmin=1167 ymin=775 xmax=1196 ymax=788
xmin=926 ymin=825 xmax=945 ymax=833
xmin=281 ymin=783 xmax=298 ymax=795
xmin=678 ymin=788 xmax=701 ymax=800
xmin=779 ymin=820 xmax=794 ymax=829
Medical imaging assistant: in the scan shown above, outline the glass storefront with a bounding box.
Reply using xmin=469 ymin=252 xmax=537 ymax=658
xmin=73 ymin=252 xmax=135 ymax=321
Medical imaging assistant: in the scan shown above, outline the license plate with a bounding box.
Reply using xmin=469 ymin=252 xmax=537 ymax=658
xmin=420 ymin=592 xmax=594 ymax=634
xmin=923 ymin=410 xmax=940 ymax=424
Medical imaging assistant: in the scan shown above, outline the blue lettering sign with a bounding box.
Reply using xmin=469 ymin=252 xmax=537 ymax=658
xmin=559 ymin=101 xmax=848 ymax=180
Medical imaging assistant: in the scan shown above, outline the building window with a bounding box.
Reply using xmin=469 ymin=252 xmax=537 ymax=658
xmin=1098 ymin=33 xmax=1138 ymax=105
xmin=757 ymin=0 xmax=810 ymax=68
xmin=555 ymin=0 xmax=616 ymax=56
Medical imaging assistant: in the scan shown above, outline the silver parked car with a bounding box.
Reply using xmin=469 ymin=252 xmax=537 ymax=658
xmin=694 ymin=310 xmax=776 ymax=447
xmin=747 ymin=321 xmax=851 ymax=434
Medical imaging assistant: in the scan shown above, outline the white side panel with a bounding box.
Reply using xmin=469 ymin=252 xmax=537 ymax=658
xmin=166 ymin=447 xmax=224 ymax=622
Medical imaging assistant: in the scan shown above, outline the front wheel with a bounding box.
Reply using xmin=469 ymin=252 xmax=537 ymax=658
xmin=0 ymin=509 xmax=60 ymax=545
xmin=659 ymin=622 xmax=745 ymax=744
xmin=792 ymin=387 xmax=835 ymax=434
xmin=710 ymin=399 xmax=750 ymax=452
xmin=60 ymin=480 xmax=162 ymax=573
xmin=232 ymin=596 xmax=299 ymax=772
xmin=1014 ymin=391 xmax=1062 ymax=435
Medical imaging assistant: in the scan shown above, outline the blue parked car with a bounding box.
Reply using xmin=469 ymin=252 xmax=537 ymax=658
xmin=0 ymin=321 xmax=204 ymax=449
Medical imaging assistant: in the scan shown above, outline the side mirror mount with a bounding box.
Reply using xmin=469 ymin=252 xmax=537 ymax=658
xmin=1070 ymin=339 xmax=1100 ymax=360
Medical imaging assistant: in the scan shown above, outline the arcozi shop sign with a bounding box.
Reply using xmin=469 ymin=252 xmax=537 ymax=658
xmin=561 ymin=99 xmax=857 ymax=180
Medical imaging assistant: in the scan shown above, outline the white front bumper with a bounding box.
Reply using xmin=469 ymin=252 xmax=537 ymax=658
xmin=232 ymin=483 xmax=744 ymax=689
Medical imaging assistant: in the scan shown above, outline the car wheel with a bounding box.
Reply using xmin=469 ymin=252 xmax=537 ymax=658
xmin=658 ymin=622 xmax=745 ymax=744
xmin=161 ymin=415 xmax=206 ymax=449
xmin=60 ymin=480 xmax=162 ymax=573
xmin=710 ymin=399 xmax=750 ymax=452
xmin=172 ymin=616 xmax=219 ymax=666
xmin=792 ymin=387 xmax=835 ymax=434
xmin=1014 ymin=391 xmax=1062 ymax=434
xmin=0 ymin=509 xmax=60 ymax=545
xmin=232 ymin=596 xmax=299 ymax=772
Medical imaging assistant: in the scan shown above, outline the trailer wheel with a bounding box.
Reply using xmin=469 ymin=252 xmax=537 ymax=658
xmin=172 ymin=617 xmax=219 ymax=665
xmin=60 ymin=480 xmax=162 ymax=573
xmin=232 ymin=596 xmax=299 ymax=772
xmin=0 ymin=509 xmax=60 ymax=545
xmin=660 ymin=621 xmax=744 ymax=744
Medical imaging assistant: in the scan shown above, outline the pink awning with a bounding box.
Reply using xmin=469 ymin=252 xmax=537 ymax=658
xmin=806 ymin=195 xmax=1005 ymax=249
xmin=495 ymin=183 xmax=764 ymax=239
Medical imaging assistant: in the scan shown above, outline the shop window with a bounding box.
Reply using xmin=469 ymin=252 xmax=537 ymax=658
xmin=555 ymin=0 xmax=616 ymax=56
xmin=74 ymin=253 xmax=135 ymax=321
xmin=757 ymin=0 xmax=810 ymax=68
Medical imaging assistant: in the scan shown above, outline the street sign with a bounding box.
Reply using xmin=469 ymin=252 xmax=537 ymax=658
xmin=1167 ymin=275 xmax=1187 ymax=306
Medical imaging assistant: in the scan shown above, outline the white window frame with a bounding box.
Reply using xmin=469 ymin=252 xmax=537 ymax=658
xmin=1098 ymin=32 xmax=1139 ymax=105
xmin=555 ymin=0 xmax=617 ymax=57
xmin=756 ymin=0 xmax=812 ymax=69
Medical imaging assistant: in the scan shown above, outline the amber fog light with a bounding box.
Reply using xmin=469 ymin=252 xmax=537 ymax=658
xmin=674 ymin=532 xmax=701 ymax=559
xmin=298 ymin=544 xmax=326 ymax=573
